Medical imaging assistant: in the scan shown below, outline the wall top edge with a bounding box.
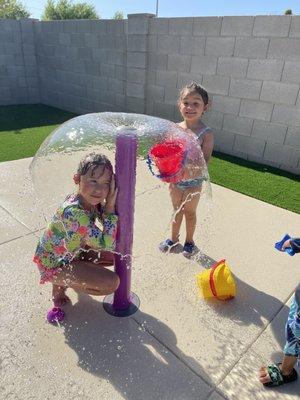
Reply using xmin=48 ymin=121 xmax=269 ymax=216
xmin=127 ymin=13 xmax=156 ymax=18
xmin=1 ymin=14 xmax=298 ymax=24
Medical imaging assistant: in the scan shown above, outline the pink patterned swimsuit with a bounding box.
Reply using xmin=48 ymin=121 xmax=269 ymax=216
xmin=33 ymin=193 xmax=118 ymax=284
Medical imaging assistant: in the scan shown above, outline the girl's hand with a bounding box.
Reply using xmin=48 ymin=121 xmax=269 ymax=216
xmin=104 ymin=174 xmax=118 ymax=214
xmin=282 ymin=239 xmax=291 ymax=249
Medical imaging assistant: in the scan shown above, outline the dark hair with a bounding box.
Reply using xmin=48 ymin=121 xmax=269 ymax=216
xmin=77 ymin=153 xmax=113 ymax=176
xmin=179 ymin=82 xmax=209 ymax=105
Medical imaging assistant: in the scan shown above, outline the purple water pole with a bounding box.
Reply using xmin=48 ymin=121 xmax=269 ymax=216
xmin=103 ymin=129 xmax=140 ymax=317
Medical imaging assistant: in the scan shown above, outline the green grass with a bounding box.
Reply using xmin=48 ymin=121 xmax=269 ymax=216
xmin=0 ymin=104 xmax=299 ymax=214
xmin=0 ymin=104 xmax=76 ymax=162
xmin=209 ymin=152 xmax=299 ymax=214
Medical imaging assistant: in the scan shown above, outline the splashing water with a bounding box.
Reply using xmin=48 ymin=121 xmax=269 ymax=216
xmin=30 ymin=112 xmax=212 ymax=267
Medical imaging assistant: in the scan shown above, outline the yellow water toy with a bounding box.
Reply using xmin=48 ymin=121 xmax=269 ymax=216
xmin=196 ymin=259 xmax=236 ymax=300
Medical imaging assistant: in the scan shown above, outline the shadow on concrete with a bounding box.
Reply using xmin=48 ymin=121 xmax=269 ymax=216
xmin=195 ymin=252 xmax=289 ymax=349
xmin=192 ymin=253 xmax=300 ymax=396
xmin=0 ymin=104 xmax=76 ymax=131
xmin=206 ymin=275 xmax=289 ymax=348
xmin=62 ymin=293 xmax=213 ymax=400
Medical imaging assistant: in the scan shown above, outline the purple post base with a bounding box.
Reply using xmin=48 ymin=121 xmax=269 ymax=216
xmin=103 ymin=129 xmax=140 ymax=317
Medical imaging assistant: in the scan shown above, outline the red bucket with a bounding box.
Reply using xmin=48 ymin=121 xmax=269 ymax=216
xmin=149 ymin=139 xmax=186 ymax=183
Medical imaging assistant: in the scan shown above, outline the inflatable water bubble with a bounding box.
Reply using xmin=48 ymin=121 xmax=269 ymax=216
xmin=30 ymin=112 xmax=210 ymax=214
xmin=30 ymin=112 xmax=212 ymax=315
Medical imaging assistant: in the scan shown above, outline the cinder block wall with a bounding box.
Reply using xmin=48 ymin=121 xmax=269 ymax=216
xmin=145 ymin=15 xmax=300 ymax=174
xmin=35 ymin=19 xmax=126 ymax=113
xmin=0 ymin=19 xmax=39 ymax=105
xmin=1 ymin=15 xmax=300 ymax=173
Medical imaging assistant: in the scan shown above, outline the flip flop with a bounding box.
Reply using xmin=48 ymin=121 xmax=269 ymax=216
xmin=46 ymin=307 xmax=65 ymax=324
xmin=263 ymin=363 xmax=298 ymax=387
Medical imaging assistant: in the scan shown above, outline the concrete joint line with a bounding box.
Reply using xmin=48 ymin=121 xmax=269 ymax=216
xmin=0 ymin=203 xmax=32 ymax=232
xmin=287 ymin=17 xmax=292 ymax=37
xmin=206 ymin=388 xmax=228 ymax=400
xmin=214 ymin=292 xmax=296 ymax=390
xmin=0 ymin=228 xmax=43 ymax=246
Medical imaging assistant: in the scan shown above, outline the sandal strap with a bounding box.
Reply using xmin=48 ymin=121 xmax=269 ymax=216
xmin=267 ymin=364 xmax=284 ymax=386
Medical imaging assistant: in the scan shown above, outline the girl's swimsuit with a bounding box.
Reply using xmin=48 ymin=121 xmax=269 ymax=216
xmin=175 ymin=126 xmax=210 ymax=191
xmin=176 ymin=177 xmax=206 ymax=191
xmin=33 ymin=193 xmax=118 ymax=284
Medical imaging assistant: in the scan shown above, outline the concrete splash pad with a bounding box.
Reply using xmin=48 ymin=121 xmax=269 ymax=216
xmin=1 ymin=157 xmax=300 ymax=400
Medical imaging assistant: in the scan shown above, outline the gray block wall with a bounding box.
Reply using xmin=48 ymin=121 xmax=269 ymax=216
xmin=35 ymin=18 xmax=126 ymax=114
xmin=146 ymin=15 xmax=300 ymax=174
xmin=0 ymin=15 xmax=300 ymax=174
xmin=0 ymin=18 xmax=39 ymax=105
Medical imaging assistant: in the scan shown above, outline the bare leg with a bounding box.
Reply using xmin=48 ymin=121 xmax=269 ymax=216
xmin=77 ymin=248 xmax=100 ymax=262
xmin=169 ymin=184 xmax=184 ymax=243
xmin=52 ymin=284 xmax=70 ymax=307
xmin=78 ymin=247 xmax=114 ymax=267
xmin=182 ymin=188 xmax=201 ymax=243
xmin=281 ymin=355 xmax=298 ymax=375
xmin=259 ymin=354 xmax=298 ymax=384
xmin=50 ymin=260 xmax=120 ymax=298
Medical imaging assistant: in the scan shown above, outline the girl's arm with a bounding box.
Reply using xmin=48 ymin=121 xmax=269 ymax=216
xmin=86 ymin=175 xmax=118 ymax=250
xmin=87 ymin=213 xmax=118 ymax=251
xmin=282 ymin=237 xmax=300 ymax=253
xmin=104 ymin=174 xmax=118 ymax=215
xmin=63 ymin=207 xmax=118 ymax=253
xmin=290 ymin=237 xmax=300 ymax=253
xmin=201 ymin=132 xmax=214 ymax=164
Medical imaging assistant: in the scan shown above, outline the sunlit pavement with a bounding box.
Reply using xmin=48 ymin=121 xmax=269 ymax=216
xmin=1 ymin=157 xmax=299 ymax=400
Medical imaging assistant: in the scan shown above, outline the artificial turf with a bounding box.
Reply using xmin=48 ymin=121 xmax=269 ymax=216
xmin=209 ymin=152 xmax=299 ymax=214
xmin=0 ymin=104 xmax=76 ymax=162
xmin=0 ymin=104 xmax=299 ymax=213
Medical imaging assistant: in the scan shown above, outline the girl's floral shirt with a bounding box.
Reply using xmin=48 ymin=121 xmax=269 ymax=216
xmin=33 ymin=193 xmax=118 ymax=283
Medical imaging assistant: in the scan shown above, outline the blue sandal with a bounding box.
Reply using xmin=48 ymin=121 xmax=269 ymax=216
xmin=159 ymin=239 xmax=180 ymax=253
xmin=182 ymin=242 xmax=197 ymax=258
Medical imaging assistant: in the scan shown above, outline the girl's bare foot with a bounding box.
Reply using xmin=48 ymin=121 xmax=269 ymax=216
xmin=52 ymin=285 xmax=71 ymax=307
xmin=259 ymin=366 xmax=272 ymax=384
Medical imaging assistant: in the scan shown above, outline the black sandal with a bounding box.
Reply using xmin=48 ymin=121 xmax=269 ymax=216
xmin=263 ymin=363 xmax=298 ymax=387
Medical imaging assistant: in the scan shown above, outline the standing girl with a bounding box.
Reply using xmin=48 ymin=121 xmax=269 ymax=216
xmin=159 ymin=82 xmax=214 ymax=258
xmin=33 ymin=153 xmax=120 ymax=307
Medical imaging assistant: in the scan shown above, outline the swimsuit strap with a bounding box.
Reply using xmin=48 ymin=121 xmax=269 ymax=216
xmin=196 ymin=126 xmax=211 ymax=139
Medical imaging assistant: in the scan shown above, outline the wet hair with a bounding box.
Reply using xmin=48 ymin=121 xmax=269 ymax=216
xmin=77 ymin=153 xmax=113 ymax=176
xmin=178 ymin=82 xmax=209 ymax=105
